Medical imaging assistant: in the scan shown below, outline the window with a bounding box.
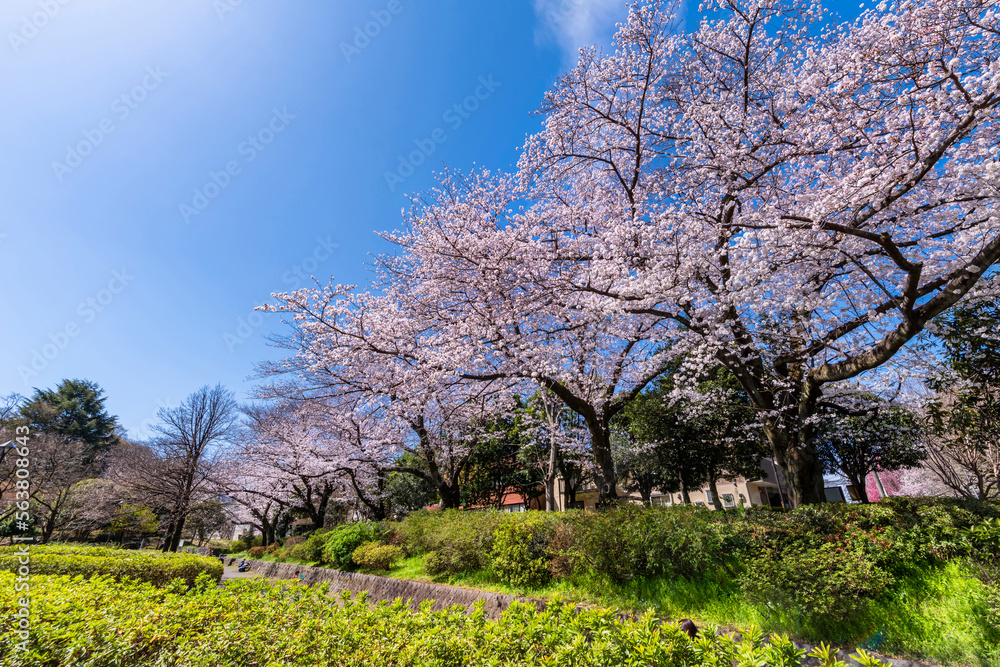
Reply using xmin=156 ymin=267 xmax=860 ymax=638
xmin=824 ymin=487 xmax=847 ymax=503
xmin=722 ymin=494 xmax=735 ymax=508
xmin=705 ymin=490 xmax=714 ymax=504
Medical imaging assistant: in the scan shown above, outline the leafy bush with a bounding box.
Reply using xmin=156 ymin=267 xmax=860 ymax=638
xmin=391 ymin=498 xmax=1000 ymax=589
xmin=0 ymin=544 xmax=222 ymax=587
xmin=490 ymin=516 xmax=553 ymax=588
xmin=546 ymin=521 xmax=578 ymax=578
xmin=229 ymin=534 xmax=263 ymax=553
xmin=741 ymin=544 xmax=893 ymax=623
xmin=0 ymin=571 xmax=893 ymax=666
xmin=247 ymin=546 xmax=267 ymax=559
xmin=564 ymin=504 xmax=745 ymax=583
xmin=398 ymin=510 xmax=504 ymax=572
xmin=423 ymin=550 xmax=451 ymax=576
xmin=282 ymin=536 xmax=306 ymax=548
xmin=322 ymin=521 xmax=380 ymax=569
xmin=352 ymin=541 xmax=403 ymax=571
xmin=284 ymin=532 xmax=327 ymax=563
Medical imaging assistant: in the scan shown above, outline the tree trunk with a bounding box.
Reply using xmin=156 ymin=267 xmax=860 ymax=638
xmin=783 ymin=439 xmax=825 ymax=506
xmin=265 ymin=523 xmax=276 ymax=546
xmin=314 ymin=488 xmax=331 ymax=529
xmin=844 ymin=471 xmax=868 ymax=504
xmin=708 ymin=475 xmax=723 ymax=511
xmin=724 ymin=355 xmax=828 ymax=507
xmin=544 ymin=432 xmax=559 ymax=512
xmin=544 ymin=474 xmax=558 ymax=512
xmin=439 ymin=482 xmax=462 ymax=509
xmin=168 ymin=515 xmax=186 ymax=552
xmin=758 ymin=417 xmax=825 ymax=507
xmin=41 ymin=512 xmax=57 ymax=544
xmin=587 ymin=420 xmax=618 ymax=502
xmin=161 ymin=520 xmax=175 ymax=552
xmin=680 ymin=480 xmax=691 ymax=504
xmin=541 ymin=394 xmax=562 ymax=512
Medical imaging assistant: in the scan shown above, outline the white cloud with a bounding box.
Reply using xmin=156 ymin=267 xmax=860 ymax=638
xmin=533 ymin=0 xmax=628 ymax=65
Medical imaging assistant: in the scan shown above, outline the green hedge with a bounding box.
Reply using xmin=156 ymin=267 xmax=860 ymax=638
xmin=0 ymin=544 xmax=223 ymax=587
xmin=322 ymin=521 xmax=381 ymax=569
xmin=0 ymin=572 xmax=893 ymax=666
xmin=392 ymin=499 xmax=1000 ymax=630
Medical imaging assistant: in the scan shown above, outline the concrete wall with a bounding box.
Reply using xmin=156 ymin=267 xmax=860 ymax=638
xmin=224 ymin=558 xmax=544 ymax=620
xmin=224 ymin=558 xmax=933 ymax=666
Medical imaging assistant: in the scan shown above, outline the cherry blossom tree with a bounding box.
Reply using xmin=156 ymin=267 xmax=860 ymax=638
xmin=379 ymin=170 xmax=675 ymax=501
xmin=531 ymin=390 xmax=593 ymax=510
xmin=514 ymin=0 xmax=1000 ymax=504
xmin=239 ymin=402 xmax=349 ymax=530
xmin=216 ymin=460 xmax=290 ymax=546
xmin=258 ymin=289 xmax=517 ymax=508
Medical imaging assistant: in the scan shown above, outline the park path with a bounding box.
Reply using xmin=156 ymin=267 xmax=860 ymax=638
xmin=220 ymin=565 xmax=259 ymax=582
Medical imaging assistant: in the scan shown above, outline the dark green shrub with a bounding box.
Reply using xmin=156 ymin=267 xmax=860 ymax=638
xmin=566 ymin=504 xmax=742 ymax=582
xmin=490 ymin=518 xmax=552 ymax=588
xmin=741 ymin=544 xmax=893 ymax=622
xmin=546 ymin=521 xmax=579 ymax=578
xmin=423 ymin=550 xmax=451 ymax=576
xmin=352 ymin=541 xmax=403 ymax=571
xmin=286 ymin=532 xmax=328 ymax=563
xmin=397 ymin=510 xmax=502 ymax=570
xmin=322 ymin=522 xmax=379 ymax=569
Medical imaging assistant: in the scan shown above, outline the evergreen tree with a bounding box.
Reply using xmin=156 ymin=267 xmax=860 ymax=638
xmin=19 ymin=379 xmax=119 ymax=469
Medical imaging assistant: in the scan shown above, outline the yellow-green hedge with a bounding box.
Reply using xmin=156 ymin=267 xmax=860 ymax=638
xmin=0 ymin=572 xmax=892 ymax=666
xmin=0 ymin=544 xmax=222 ymax=587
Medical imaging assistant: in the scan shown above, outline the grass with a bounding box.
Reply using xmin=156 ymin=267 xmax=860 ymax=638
xmin=238 ymin=551 xmax=1000 ymax=666
xmin=373 ymin=554 xmax=1000 ymax=667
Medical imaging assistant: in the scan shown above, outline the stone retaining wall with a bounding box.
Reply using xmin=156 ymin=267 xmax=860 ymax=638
xmin=223 ymin=558 xmax=543 ymax=620
xmin=224 ymin=558 xmax=935 ymax=666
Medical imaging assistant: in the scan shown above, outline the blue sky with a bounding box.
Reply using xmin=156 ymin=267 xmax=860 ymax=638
xmin=0 ymin=0 xmax=860 ymax=439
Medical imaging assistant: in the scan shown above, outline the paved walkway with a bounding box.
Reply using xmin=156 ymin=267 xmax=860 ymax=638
xmin=220 ymin=565 xmax=259 ymax=582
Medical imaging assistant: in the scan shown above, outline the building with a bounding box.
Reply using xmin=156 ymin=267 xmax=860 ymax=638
xmin=569 ymin=458 xmax=793 ymax=510
xmin=432 ymin=458 xmax=868 ymax=512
